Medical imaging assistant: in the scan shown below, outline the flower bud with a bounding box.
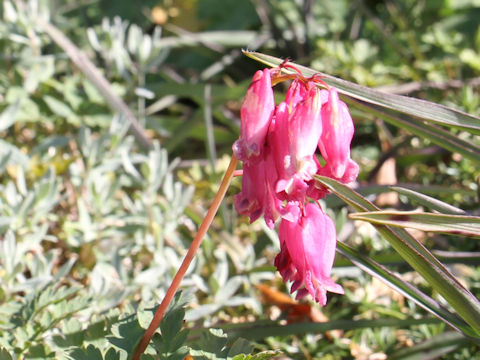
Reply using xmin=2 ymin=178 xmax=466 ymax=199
xmin=318 ymin=88 xmax=355 ymax=179
xmin=232 ymin=69 xmax=275 ymax=163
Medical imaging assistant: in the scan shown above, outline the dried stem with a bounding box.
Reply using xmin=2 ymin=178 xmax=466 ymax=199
xmin=36 ymin=17 xmax=152 ymax=150
xmin=132 ymin=155 xmax=239 ymax=360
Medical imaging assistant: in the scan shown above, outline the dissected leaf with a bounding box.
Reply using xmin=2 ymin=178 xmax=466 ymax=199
xmin=107 ymin=314 xmax=144 ymax=356
xmin=69 ymin=345 xmax=104 ymax=360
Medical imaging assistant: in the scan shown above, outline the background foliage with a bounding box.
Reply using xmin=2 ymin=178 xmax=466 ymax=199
xmin=0 ymin=0 xmax=479 ymax=359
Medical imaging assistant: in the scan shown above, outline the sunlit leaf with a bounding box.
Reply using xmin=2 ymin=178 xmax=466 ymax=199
xmin=336 ymin=242 xmax=468 ymax=333
xmin=315 ymin=175 xmax=480 ymax=337
xmin=350 ymin=211 xmax=480 ymax=237
xmin=391 ymin=186 xmax=466 ymax=215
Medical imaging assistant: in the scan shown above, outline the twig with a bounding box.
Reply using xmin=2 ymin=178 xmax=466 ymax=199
xmin=132 ymin=155 xmax=239 ymax=360
xmin=36 ymin=18 xmax=153 ymax=150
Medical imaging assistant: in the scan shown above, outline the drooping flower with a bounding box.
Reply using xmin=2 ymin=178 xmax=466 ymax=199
xmin=317 ymin=158 xmax=359 ymax=184
xmin=234 ymin=145 xmax=301 ymax=229
xmin=234 ymin=160 xmax=267 ymax=225
xmin=272 ymin=80 xmax=323 ymax=201
xmin=233 ymin=64 xmax=358 ymax=305
xmin=232 ymin=68 xmax=275 ymax=163
xmin=274 ymin=203 xmax=344 ymax=305
xmin=318 ymin=87 xmax=356 ymax=179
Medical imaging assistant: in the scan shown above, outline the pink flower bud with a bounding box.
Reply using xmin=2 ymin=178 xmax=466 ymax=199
xmin=274 ymin=203 xmax=344 ymax=305
xmin=232 ymin=69 xmax=275 ymax=163
xmin=318 ymin=88 xmax=355 ymax=179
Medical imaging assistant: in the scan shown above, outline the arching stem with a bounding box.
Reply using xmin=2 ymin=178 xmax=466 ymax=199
xmin=132 ymin=155 xmax=239 ymax=360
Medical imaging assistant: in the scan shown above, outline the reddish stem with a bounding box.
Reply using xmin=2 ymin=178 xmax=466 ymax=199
xmin=132 ymin=155 xmax=238 ymax=360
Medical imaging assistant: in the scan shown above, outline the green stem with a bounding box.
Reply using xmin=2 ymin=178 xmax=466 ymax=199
xmin=132 ymin=155 xmax=238 ymax=360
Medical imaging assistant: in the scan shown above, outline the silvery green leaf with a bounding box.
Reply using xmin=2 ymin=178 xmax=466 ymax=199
xmin=0 ymin=140 xmax=29 ymax=168
xmin=184 ymin=304 xmax=221 ymax=322
xmin=86 ymin=27 xmax=101 ymax=52
xmin=214 ymin=276 xmax=243 ymax=304
xmin=0 ymin=102 xmax=20 ymax=132
xmin=139 ymin=35 xmax=152 ymax=64
xmin=43 ymin=95 xmax=76 ymax=119
xmin=4 ymin=1 xmax=18 ymax=22
xmin=127 ymin=24 xmax=142 ymax=55
xmin=134 ymin=87 xmax=155 ymax=99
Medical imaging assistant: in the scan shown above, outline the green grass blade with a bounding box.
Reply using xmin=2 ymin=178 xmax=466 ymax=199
xmin=350 ymin=211 xmax=480 ymax=238
xmin=315 ymin=176 xmax=480 ymax=337
xmin=391 ymin=186 xmax=466 ymax=215
xmin=243 ymin=51 xmax=480 ymax=134
xmin=336 ymin=242 xmax=469 ymax=334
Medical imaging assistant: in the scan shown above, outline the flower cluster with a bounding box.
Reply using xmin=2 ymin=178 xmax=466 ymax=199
xmin=233 ymin=65 xmax=359 ymax=305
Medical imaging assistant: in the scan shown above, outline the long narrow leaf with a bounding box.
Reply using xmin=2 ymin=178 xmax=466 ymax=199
xmin=244 ymin=51 xmax=480 ymax=134
xmin=224 ymin=318 xmax=440 ymax=341
xmin=336 ymin=241 xmax=469 ymax=334
xmin=348 ymin=99 xmax=480 ymax=164
xmin=391 ymin=186 xmax=466 ymax=215
xmin=325 ymin=183 xmax=475 ymax=209
xmin=315 ymin=175 xmax=480 ymax=337
xmin=350 ymin=211 xmax=480 ymax=238
xmin=388 ymin=331 xmax=470 ymax=360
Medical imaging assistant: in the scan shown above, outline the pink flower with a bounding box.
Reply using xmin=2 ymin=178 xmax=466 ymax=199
xmin=318 ymin=87 xmax=355 ymax=179
xmin=274 ymin=203 xmax=344 ymax=305
xmin=272 ymin=81 xmax=323 ymax=201
xmin=317 ymin=158 xmax=359 ymax=184
xmin=234 ymin=147 xmax=284 ymax=229
xmin=234 ymin=161 xmax=266 ymax=225
xmin=232 ymin=69 xmax=275 ymax=163
xmin=233 ymin=65 xmax=359 ymax=304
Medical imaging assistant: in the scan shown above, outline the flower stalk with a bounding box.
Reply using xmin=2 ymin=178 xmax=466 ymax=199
xmin=132 ymin=155 xmax=238 ymax=360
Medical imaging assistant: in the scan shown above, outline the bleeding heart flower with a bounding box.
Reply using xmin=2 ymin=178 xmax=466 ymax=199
xmin=272 ymin=81 xmax=323 ymax=201
xmin=234 ymin=147 xmax=284 ymax=229
xmin=318 ymin=87 xmax=355 ymax=179
xmin=274 ymin=203 xmax=344 ymax=305
xmin=233 ymin=64 xmax=358 ymax=305
xmin=232 ymin=69 xmax=275 ymax=163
